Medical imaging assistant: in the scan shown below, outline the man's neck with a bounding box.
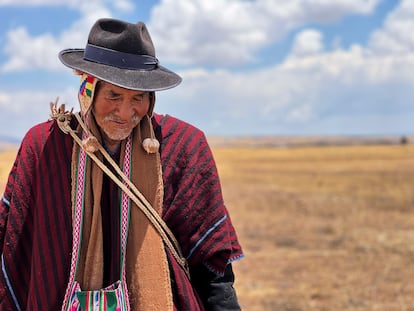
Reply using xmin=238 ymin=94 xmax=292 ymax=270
xmin=103 ymin=138 xmax=121 ymax=155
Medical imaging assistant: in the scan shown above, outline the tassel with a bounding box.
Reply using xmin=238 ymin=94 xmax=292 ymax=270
xmin=142 ymin=138 xmax=160 ymax=154
xmin=82 ymin=136 xmax=100 ymax=153
xmin=141 ymin=114 xmax=160 ymax=154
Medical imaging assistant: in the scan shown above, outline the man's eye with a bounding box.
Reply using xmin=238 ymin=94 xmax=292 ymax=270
xmin=107 ymin=95 xmax=121 ymax=100
xmin=132 ymin=97 xmax=143 ymax=104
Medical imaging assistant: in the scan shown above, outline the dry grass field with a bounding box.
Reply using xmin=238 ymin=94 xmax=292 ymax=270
xmin=0 ymin=147 xmax=18 ymax=192
xmin=212 ymin=143 xmax=414 ymax=311
xmin=0 ymin=141 xmax=413 ymax=310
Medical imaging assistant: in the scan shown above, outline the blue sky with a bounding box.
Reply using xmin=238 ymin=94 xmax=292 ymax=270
xmin=0 ymin=0 xmax=413 ymax=140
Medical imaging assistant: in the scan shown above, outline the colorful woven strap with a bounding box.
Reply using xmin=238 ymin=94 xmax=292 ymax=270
xmin=61 ymin=130 xmax=132 ymax=310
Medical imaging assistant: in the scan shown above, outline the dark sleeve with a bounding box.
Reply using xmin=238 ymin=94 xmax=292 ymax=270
xmin=191 ymin=263 xmax=242 ymax=311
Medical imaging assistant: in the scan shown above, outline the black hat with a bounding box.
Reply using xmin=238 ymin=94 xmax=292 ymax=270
xmin=59 ymin=18 xmax=182 ymax=91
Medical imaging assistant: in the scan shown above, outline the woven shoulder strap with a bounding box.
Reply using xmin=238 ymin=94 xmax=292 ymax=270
xmin=61 ymin=130 xmax=132 ymax=310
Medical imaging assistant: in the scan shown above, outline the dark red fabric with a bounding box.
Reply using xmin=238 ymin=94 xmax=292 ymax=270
xmin=0 ymin=121 xmax=73 ymax=310
xmin=154 ymin=114 xmax=243 ymax=274
xmin=0 ymin=113 xmax=243 ymax=310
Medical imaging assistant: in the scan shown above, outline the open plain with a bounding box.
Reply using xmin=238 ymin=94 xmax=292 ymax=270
xmin=0 ymin=139 xmax=413 ymax=310
xmin=212 ymin=141 xmax=414 ymax=311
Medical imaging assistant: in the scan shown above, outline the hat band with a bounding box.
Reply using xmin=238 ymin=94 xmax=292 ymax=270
xmin=84 ymin=44 xmax=158 ymax=70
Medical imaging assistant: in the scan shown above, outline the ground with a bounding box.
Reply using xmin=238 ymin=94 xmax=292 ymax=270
xmin=212 ymin=143 xmax=414 ymax=311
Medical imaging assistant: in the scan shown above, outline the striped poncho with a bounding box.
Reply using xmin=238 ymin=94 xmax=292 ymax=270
xmin=0 ymin=113 xmax=243 ymax=310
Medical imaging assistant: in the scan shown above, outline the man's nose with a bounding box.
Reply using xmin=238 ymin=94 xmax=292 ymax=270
xmin=116 ymin=100 xmax=135 ymax=120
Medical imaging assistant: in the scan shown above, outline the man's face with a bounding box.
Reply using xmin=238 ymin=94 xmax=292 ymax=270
xmin=92 ymin=81 xmax=150 ymax=144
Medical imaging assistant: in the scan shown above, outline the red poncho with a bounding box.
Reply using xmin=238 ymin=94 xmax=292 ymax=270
xmin=0 ymin=113 xmax=243 ymax=310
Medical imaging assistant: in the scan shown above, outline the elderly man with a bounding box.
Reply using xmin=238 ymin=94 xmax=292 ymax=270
xmin=0 ymin=18 xmax=243 ymax=310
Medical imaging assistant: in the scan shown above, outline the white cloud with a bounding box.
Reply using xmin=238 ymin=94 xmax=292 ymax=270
xmin=149 ymin=0 xmax=264 ymax=66
xmin=0 ymin=0 xmax=102 ymax=7
xmin=0 ymin=0 xmax=133 ymax=10
xmin=0 ymin=0 xmax=135 ymax=72
xmin=0 ymin=87 xmax=76 ymax=114
xmin=368 ymin=0 xmax=414 ymax=55
xmin=294 ymin=0 xmax=380 ymax=22
xmin=0 ymin=2 xmax=112 ymax=73
xmin=0 ymin=92 xmax=11 ymax=108
xmin=113 ymin=0 xmax=134 ymax=12
xmin=155 ymin=17 xmax=414 ymax=135
xmin=149 ymin=0 xmax=382 ymax=66
xmin=0 ymin=87 xmax=77 ymax=139
xmin=2 ymin=27 xmax=62 ymax=72
xmin=290 ymin=29 xmax=324 ymax=57
xmin=0 ymin=0 xmax=385 ymax=71
xmin=287 ymin=104 xmax=314 ymax=122
xmin=1 ymin=0 xmax=414 ymax=138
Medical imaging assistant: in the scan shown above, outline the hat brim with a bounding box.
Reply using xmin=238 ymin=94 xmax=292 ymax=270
xmin=59 ymin=49 xmax=182 ymax=91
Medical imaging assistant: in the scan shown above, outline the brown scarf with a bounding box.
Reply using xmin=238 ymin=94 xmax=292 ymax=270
xmin=71 ymin=114 xmax=173 ymax=310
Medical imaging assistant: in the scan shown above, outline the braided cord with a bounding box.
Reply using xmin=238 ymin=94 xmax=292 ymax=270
xmin=52 ymin=107 xmax=189 ymax=279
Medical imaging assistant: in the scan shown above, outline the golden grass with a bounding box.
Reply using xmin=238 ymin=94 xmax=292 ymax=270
xmin=0 ymin=147 xmax=17 ymax=192
xmin=1 ymin=143 xmax=413 ymax=310
xmin=212 ymin=144 xmax=414 ymax=311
